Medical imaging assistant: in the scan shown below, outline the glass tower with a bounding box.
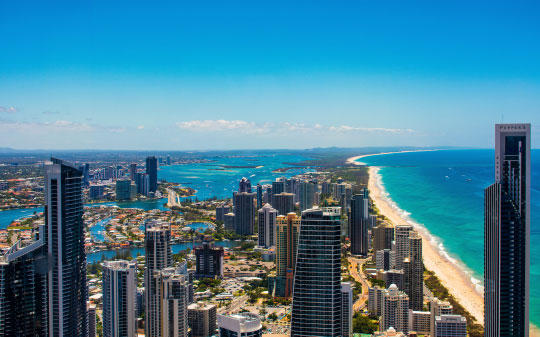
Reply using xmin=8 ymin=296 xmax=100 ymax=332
xmin=291 ymin=207 xmax=342 ymax=336
xmin=484 ymin=124 xmax=530 ymax=337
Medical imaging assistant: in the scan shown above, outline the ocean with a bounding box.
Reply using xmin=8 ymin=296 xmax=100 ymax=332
xmin=1 ymin=153 xmax=313 ymax=229
xmin=358 ymin=149 xmax=540 ymax=326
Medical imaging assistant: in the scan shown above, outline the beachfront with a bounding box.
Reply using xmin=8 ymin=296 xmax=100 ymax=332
xmin=349 ymin=152 xmax=540 ymax=336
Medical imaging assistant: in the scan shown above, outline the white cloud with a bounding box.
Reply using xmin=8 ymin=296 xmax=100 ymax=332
xmin=0 ymin=106 xmax=17 ymax=113
xmin=137 ymin=125 xmax=145 ymax=130
xmin=176 ymin=119 xmax=414 ymax=135
xmin=0 ymin=120 xmax=125 ymax=133
xmin=176 ymin=120 xmax=255 ymax=131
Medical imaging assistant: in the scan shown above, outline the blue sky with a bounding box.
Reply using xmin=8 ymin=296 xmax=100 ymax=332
xmin=1 ymin=0 xmax=539 ymax=150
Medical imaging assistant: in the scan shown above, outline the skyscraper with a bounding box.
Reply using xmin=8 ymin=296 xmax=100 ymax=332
xmin=380 ymin=284 xmax=409 ymax=334
xmin=129 ymin=163 xmax=137 ymax=181
xmin=298 ymin=181 xmax=316 ymax=211
xmin=256 ymin=183 xmax=263 ymax=209
xmin=403 ymin=231 xmax=423 ymax=311
xmin=257 ymin=204 xmax=278 ymax=248
xmin=350 ymin=190 xmax=369 ymax=256
xmin=116 ymin=178 xmax=133 ymax=201
xmin=341 ymin=282 xmax=353 ymax=337
xmin=271 ymin=180 xmax=285 ymax=201
xmin=188 ymin=302 xmax=217 ymax=337
xmin=291 ymin=207 xmax=342 ymax=337
xmin=194 ymin=240 xmax=224 ymax=279
xmin=160 ymin=269 xmax=189 ymax=337
xmin=102 ymin=260 xmax=137 ymax=337
xmin=45 ymin=158 xmax=88 ymax=337
xmin=434 ymin=315 xmax=467 ymax=337
xmin=373 ymin=222 xmax=394 ymax=259
xmin=0 ymin=225 xmax=48 ymax=336
xmin=146 ymin=156 xmax=158 ymax=193
xmin=145 ymin=224 xmax=173 ymax=337
xmin=274 ymin=213 xmax=301 ymax=298
xmin=233 ymin=192 xmax=255 ymax=235
xmin=272 ymin=192 xmax=295 ymax=216
xmin=394 ymin=225 xmax=413 ymax=270
xmin=485 ymin=123 xmax=530 ymax=337
xmin=238 ymin=177 xmax=252 ymax=193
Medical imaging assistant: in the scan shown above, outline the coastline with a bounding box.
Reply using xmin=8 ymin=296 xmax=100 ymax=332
xmin=346 ymin=149 xmax=439 ymax=166
xmin=367 ymin=166 xmax=484 ymax=323
xmin=366 ymin=164 xmax=540 ymax=336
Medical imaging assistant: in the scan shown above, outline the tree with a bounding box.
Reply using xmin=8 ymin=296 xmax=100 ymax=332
xmin=352 ymin=312 xmax=378 ymax=334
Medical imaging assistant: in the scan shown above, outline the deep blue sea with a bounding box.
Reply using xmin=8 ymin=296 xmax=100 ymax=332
xmin=358 ymin=149 xmax=540 ymax=326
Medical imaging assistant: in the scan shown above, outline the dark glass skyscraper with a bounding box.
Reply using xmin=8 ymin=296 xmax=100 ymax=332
xmin=484 ymin=124 xmax=530 ymax=337
xmin=45 ymin=158 xmax=88 ymax=337
xmin=238 ymin=177 xmax=252 ymax=193
xmin=272 ymin=192 xmax=295 ymax=216
xmin=146 ymin=156 xmax=158 ymax=193
xmin=0 ymin=225 xmax=48 ymax=336
xmin=233 ymin=192 xmax=255 ymax=235
xmin=291 ymin=207 xmax=342 ymax=337
xmin=350 ymin=189 xmax=369 ymax=256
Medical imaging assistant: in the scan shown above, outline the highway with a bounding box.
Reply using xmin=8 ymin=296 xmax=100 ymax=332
xmin=348 ymin=256 xmax=371 ymax=312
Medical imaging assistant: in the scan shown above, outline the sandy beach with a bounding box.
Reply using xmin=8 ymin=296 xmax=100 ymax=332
xmin=367 ymin=166 xmax=485 ymax=323
xmin=353 ymin=155 xmax=540 ymax=336
xmin=345 ymin=149 xmax=438 ymax=166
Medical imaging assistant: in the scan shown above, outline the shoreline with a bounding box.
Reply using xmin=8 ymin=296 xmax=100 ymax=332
xmin=346 ymin=149 xmax=439 ymax=166
xmin=367 ymin=164 xmax=540 ymax=336
xmin=367 ymin=166 xmax=484 ymax=323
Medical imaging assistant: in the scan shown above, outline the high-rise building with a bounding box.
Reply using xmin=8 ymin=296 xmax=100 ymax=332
xmin=145 ymin=224 xmax=173 ymax=337
xmin=271 ymin=180 xmax=285 ymax=201
xmin=373 ymin=222 xmax=394 ymax=257
xmin=298 ymin=181 xmax=316 ymax=211
xmin=403 ymin=231 xmax=423 ymax=311
xmin=257 ymin=204 xmax=278 ymax=248
xmin=408 ymin=310 xmax=431 ymax=335
xmin=45 ymin=158 xmax=88 ymax=337
xmin=233 ymin=192 xmax=255 ymax=235
xmin=272 ymin=192 xmax=295 ymax=216
xmin=215 ymin=204 xmax=230 ymax=222
xmin=376 ymin=249 xmax=396 ymax=271
xmin=102 ymin=260 xmax=137 ymax=337
xmin=223 ymin=213 xmax=235 ymax=231
xmin=89 ymin=183 xmax=106 ymax=200
xmin=368 ymin=286 xmax=385 ymax=316
xmin=146 ymin=156 xmax=158 ymax=193
xmin=88 ymin=304 xmax=97 ymax=337
xmin=382 ymin=269 xmax=404 ymax=291
xmin=188 ymin=302 xmax=217 ymax=337
xmin=434 ymin=315 xmax=467 ymax=337
xmin=194 ymin=241 xmax=224 ymax=279
xmin=238 ymin=177 xmax=252 ymax=193
xmin=430 ymin=297 xmax=453 ymax=337
xmin=0 ymin=225 xmax=48 ymax=336
xmin=485 ymin=123 xmax=530 ymax=337
xmin=256 ymin=183 xmax=263 ymax=209
xmin=129 ymin=163 xmax=137 ymax=181
xmin=160 ymin=269 xmax=189 ymax=337
xmin=136 ymin=172 xmax=150 ymax=196
xmin=394 ymin=225 xmax=413 ymax=270
xmin=341 ymin=282 xmax=353 ymax=337
xmin=274 ymin=213 xmax=301 ymax=298
xmin=380 ymin=284 xmax=409 ymax=334
xmin=217 ymin=313 xmax=262 ymax=337
xmin=350 ymin=190 xmax=369 ymax=256
xmin=116 ymin=178 xmax=133 ymax=201
xmin=291 ymin=207 xmax=342 ymax=336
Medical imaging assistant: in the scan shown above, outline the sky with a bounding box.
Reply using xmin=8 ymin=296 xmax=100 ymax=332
xmin=1 ymin=0 xmax=539 ymax=150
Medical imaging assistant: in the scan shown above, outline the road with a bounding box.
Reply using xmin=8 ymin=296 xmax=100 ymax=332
xmin=218 ymin=294 xmax=248 ymax=314
xmin=348 ymin=256 xmax=371 ymax=312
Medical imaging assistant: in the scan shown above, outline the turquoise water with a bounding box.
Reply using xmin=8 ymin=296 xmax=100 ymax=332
xmin=159 ymin=153 xmax=314 ymax=200
xmin=0 ymin=153 xmax=313 ymax=229
xmin=359 ymin=149 xmax=540 ymax=326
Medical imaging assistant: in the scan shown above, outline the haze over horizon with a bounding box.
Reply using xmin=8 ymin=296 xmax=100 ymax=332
xmin=1 ymin=1 xmax=539 ymax=150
